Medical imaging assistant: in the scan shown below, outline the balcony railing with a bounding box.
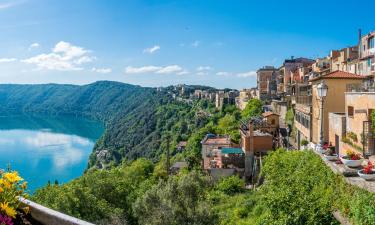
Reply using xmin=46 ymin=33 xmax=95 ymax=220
xmin=346 ymin=83 xmax=375 ymax=92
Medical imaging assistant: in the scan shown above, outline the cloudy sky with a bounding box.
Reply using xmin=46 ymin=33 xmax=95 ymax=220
xmin=0 ymin=0 xmax=374 ymax=89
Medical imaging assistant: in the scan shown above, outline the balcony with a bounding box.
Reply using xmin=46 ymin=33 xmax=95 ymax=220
xmin=346 ymin=83 xmax=375 ymax=92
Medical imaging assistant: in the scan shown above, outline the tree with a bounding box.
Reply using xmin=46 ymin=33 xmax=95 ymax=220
xmin=241 ymin=99 xmax=263 ymax=119
xmin=215 ymin=175 xmax=245 ymax=195
xmin=133 ymin=172 xmax=218 ymax=225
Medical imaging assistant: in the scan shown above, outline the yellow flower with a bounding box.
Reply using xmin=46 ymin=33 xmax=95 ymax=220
xmin=0 ymin=187 xmax=3 ymax=193
xmin=3 ymin=172 xmax=23 ymax=183
xmin=0 ymin=202 xmax=16 ymax=218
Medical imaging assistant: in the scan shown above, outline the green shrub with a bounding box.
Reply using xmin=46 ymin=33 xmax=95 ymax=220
xmin=215 ymin=175 xmax=245 ymax=195
xmin=258 ymin=149 xmax=337 ymax=224
xmin=301 ymin=139 xmax=309 ymax=146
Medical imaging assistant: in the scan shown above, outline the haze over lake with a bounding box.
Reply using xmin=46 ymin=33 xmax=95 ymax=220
xmin=0 ymin=115 xmax=104 ymax=192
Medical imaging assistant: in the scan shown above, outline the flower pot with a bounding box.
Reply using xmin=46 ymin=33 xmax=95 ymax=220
xmin=324 ymin=154 xmax=338 ymax=161
xmin=358 ymin=169 xmax=375 ymax=181
xmin=340 ymin=157 xmax=364 ymax=168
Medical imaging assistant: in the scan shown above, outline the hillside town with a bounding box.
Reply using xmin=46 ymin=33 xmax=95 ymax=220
xmin=166 ymin=30 xmax=375 ymax=195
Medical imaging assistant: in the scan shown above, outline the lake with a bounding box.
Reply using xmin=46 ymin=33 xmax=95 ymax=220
xmin=0 ymin=115 xmax=104 ymax=192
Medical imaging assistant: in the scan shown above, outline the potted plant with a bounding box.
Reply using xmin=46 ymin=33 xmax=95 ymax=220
xmin=324 ymin=146 xmax=338 ymax=161
xmin=300 ymin=139 xmax=309 ymax=150
xmin=358 ymin=161 xmax=375 ymax=181
xmin=340 ymin=149 xmax=364 ymax=168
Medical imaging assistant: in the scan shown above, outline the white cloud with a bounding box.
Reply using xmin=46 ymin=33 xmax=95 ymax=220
xmin=191 ymin=40 xmax=200 ymax=48
xmin=0 ymin=2 xmax=14 ymax=10
xmin=143 ymin=45 xmax=160 ymax=54
xmin=92 ymin=67 xmax=112 ymax=74
xmin=196 ymin=66 xmax=212 ymax=71
xmin=196 ymin=72 xmax=208 ymax=76
xmin=125 ymin=65 xmax=162 ymax=74
xmin=177 ymin=70 xmax=189 ymax=75
xmin=216 ymin=71 xmax=231 ymax=76
xmin=0 ymin=58 xmax=17 ymax=63
xmin=237 ymin=71 xmax=257 ymax=78
xmin=156 ymin=65 xmax=182 ymax=74
xmin=22 ymin=41 xmax=95 ymax=71
xmin=28 ymin=43 xmax=40 ymax=50
xmin=125 ymin=65 xmax=184 ymax=75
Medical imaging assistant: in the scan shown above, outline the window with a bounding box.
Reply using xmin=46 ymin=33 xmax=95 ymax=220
xmin=369 ymin=37 xmax=374 ymax=49
xmin=368 ymin=58 xmax=371 ymax=67
xmin=348 ymin=106 xmax=354 ymax=117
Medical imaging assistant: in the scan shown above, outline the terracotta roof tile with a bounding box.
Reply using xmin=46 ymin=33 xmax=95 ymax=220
xmin=262 ymin=111 xmax=279 ymax=117
xmin=309 ymin=70 xmax=365 ymax=82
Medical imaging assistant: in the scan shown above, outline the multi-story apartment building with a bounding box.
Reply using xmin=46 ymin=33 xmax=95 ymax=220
xmin=329 ymin=88 xmax=375 ymax=158
xmin=215 ymin=90 xmax=239 ymax=109
xmin=257 ymin=66 xmax=278 ymax=101
xmin=293 ymin=71 xmax=365 ymax=149
xmin=280 ymin=57 xmax=315 ymax=93
xmin=308 ymin=71 xmax=365 ymax=146
xmin=330 ymin=46 xmax=358 ymax=72
xmin=358 ymin=31 xmax=375 ymax=77
xmin=311 ymin=57 xmax=331 ymax=76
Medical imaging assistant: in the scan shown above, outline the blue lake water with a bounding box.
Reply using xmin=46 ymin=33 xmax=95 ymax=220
xmin=0 ymin=115 xmax=104 ymax=192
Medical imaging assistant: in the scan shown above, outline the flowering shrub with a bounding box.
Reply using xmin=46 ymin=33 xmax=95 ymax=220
xmin=345 ymin=149 xmax=361 ymax=160
xmin=363 ymin=161 xmax=374 ymax=174
xmin=0 ymin=171 xmax=29 ymax=224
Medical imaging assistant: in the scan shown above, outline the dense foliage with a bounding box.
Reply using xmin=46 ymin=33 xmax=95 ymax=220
xmin=241 ymin=98 xmax=263 ymax=119
xmin=133 ymin=171 xmax=217 ymax=225
xmin=0 ymin=82 xmax=211 ymax=168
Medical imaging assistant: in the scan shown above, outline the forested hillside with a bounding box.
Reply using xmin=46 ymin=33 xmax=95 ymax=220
xmin=0 ymin=81 xmax=211 ymax=168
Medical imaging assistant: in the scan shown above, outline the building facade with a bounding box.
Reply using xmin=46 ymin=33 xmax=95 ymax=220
xmin=257 ymin=66 xmax=278 ymax=101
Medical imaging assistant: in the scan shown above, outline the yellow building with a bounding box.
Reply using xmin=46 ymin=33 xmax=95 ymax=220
xmin=329 ymin=91 xmax=375 ymax=157
xmin=307 ymin=71 xmax=365 ymax=146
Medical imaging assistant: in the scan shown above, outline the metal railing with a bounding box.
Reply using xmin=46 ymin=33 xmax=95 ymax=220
xmin=346 ymin=83 xmax=375 ymax=92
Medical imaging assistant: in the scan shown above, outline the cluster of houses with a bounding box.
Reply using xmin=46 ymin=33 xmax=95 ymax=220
xmin=200 ymin=111 xmax=280 ymax=180
xmin=257 ymin=29 xmax=375 ymax=161
xmin=158 ymin=83 xmax=258 ymax=110
xmin=168 ymin=29 xmax=375 ymax=180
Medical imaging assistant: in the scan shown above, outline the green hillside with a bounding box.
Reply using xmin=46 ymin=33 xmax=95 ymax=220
xmin=0 ymin=81 xmax=209 ymax=168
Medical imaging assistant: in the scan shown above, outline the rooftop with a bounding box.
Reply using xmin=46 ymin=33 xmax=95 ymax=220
xmin=262 ymin=111 xmax=279 ymax=117
xmin=253 ymin=130 xmax=272 ymax=137
xmin=221 ymin=148 xmax=244 ymax=154
xmin=309 ymin=70 xmax=366 ymax=82
xmin=201 ymin=135 xmax=231 ymax=145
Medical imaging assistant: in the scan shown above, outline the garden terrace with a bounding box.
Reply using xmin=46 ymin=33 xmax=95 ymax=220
xmin=313 ymin=149 xmax=375 ymax=193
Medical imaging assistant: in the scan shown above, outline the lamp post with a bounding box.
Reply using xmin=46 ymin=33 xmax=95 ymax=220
xmin=316 ymin=81 xmax=328 ymax=153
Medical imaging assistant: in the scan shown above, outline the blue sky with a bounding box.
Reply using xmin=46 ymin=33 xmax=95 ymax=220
xmin=0 ymin=0 xmax=374 ymax=89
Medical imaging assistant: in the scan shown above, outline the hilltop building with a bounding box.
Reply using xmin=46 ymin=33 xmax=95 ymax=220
xmin=256 ymin=66 xmax=278 ymax=101
xmin=293 ymin=71 xmax=365 ymax=149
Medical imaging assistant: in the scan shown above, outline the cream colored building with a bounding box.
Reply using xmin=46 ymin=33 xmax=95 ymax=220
xmin=330 ymin=46 xmax=358 ymax=72
xmin=308 ymin=71 xmax=365 ymax=145
xmin=329 ymin=92 xmax=375 ymax=157
xmin=358 ymin=31 xmax=375 ymax=76
xmin=236 ymin=89 xmax=253 ymax=110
